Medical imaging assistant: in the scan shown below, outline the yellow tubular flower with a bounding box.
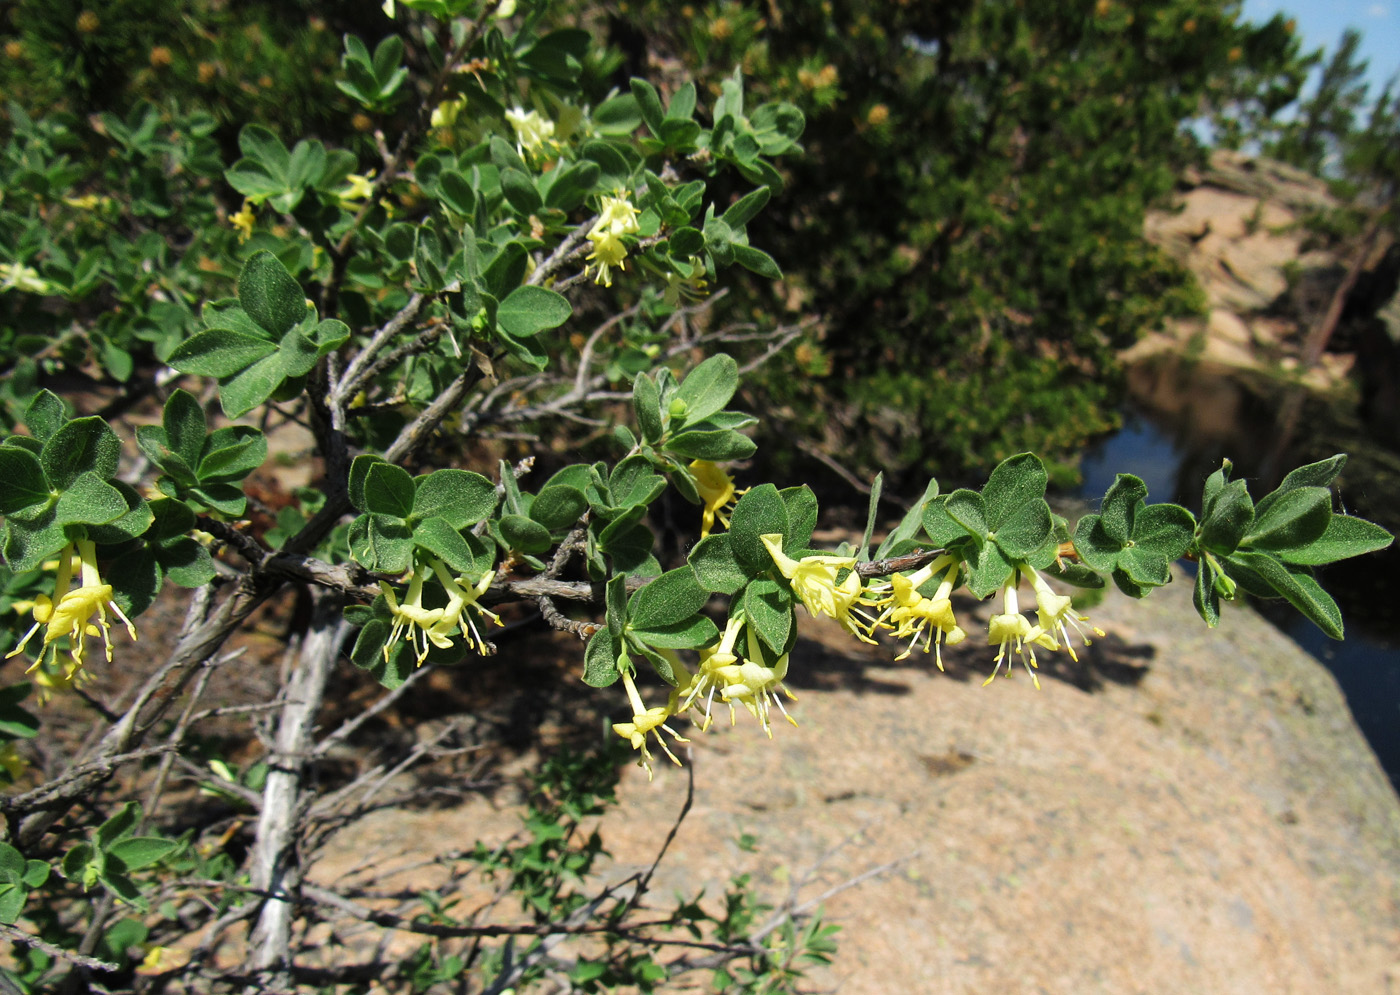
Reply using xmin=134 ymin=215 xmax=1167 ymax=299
xmin=379 ymin=564 xmax=445 ymax=666
xmin=681 ymin=613 xmax=747 ymax=728
xmin=0 ymin=262 xmax=52 ymax=294
xmin=8 ymin=541 xmax=137 ymax=673
xmin=504 ymin=107 xmax=555 ymax=156
xmin=985 ymin=579 xmax=1058 ymax=690
xmin=717 ymin=626 xmax=798 ymax=739
xmin=430 ymin=96 xmax=467 ymax=129
xmin=586 ymin=192 xmax=641 ymax=287
xmin=612 ymin=668 xmax=689 ymax=780
xmin=866 ymin=556 xmax=967 ymax=666
xmin=690 ymin=459 xmax=746 ymax=538
xmin=586 ymin=229 xmax=628 ymax=287
xmin=338 ymin=172 xmax=376 ymax=203
xmin=759 ymin=534 xmax=858 ymax=621
xmin=426 ymin=561 xmax=503 ymax=655
xmin=230 ymin=200 xmax=256 ymax=242
xmin=1023 ymin=564 xmax=1104 ymax=662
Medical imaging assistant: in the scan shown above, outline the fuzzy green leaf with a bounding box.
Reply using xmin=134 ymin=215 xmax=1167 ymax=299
xmin=674 ymin=353 xmax=739 ymax=426
xmin=238 ymin=250 xmax=307 ymax=337
xmin=1225 ymin=551 xmax=1343 ymax=639
xmin=0 ymin=447 xmax=50 ymax=515
xmin=167 ymin=328 xmax=277 ymax=378
xmin=1199 ymin=479 xmax=1254 ymax=555
xmin=744 ymin=577 xmax=793 ymax=655
xmin=583 ymin=628 xmax=621 ymax=688
xmin=729 ymin=484 xmax=789 ymax=574
xmin=411 ymin=469 xmax=495 ymax=528
xmin=40 ymin=417 xmax=120 ymax=491
xmin=664 ymin=428 xmax=755 ymax=461
xmin=1098 ymin=474 xmax=1148 ymax=547
xmin=1241 ymin=486 xmax=1331 ymax=551
xmin=497 ymin=286 xmax=571 ymax=338
xmin=628 ymin=567 xmax=708 ymax=630
xmin=633 ymin=374 xmax=663 ymax=443
xmin=530 ymin=485 xmax=588 ymax=532
xmin=363 ymin=462 xmax=415 ymax=518
xmin=992 ymin=498 xmax=1052 ymax=559
xmin=499 ymin=514 xmax=552 ymax=554
xmin=412 ymin=517 xmax=477 ymax=573
xmin=688 ymin=533 xmax=748 ymax=595
xmin=1276 ymin=513 xmax=1393 ymax=565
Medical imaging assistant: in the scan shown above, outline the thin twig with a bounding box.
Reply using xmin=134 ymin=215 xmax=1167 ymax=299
xmin=0 ymin=922 xmax=121 ymax=973
xmin=332 ymin=292 xmax=428 ymax=403
xmin=310 ymin=663 xmax=437 ymax=759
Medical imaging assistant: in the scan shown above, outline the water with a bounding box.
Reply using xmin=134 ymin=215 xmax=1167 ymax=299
xmin=1077 ymin=366 xmax=1400 ymax=787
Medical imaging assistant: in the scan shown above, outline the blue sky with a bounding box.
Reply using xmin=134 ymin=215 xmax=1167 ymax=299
xmin=1242 ymin=0 xmax=1399 ymax=98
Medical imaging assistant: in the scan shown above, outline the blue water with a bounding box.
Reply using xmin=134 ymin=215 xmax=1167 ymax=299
xmin=1078 ymin=408 xmax=1400 ymax=787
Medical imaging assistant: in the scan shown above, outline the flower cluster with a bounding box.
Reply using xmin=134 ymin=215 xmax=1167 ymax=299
xmin=586 ymin=192 xmax=641 ymax=287
xmin=6 ymin=540 xmax=138 ymax=675
xmin=611 ymin=612 xmax=800 ymax=779
xmin=379 ymin=558 xmax=502 ymax=666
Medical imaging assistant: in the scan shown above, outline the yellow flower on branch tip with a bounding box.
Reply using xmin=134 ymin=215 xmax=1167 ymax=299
xmin=691 ymin=459 xmax=746 ymax=538
xmin=6 ymin=540 xmax=137 ymax=673
xmin=338 ymin=172 xmax=376 ymax=203
xmin=985 ymin=579 xmax=1058 ymax=690
xmin=612 ymin=668 xmax=689 ymax=780
xmin=230 ymin=200 xmax=256 ymax=242
xmin=425 ymin=561 xmax=502 ymax=655
xmin=381 ymin=560 xmax=501 ymax=665
xmin=760 ymin=534 xmax=859 ymax=622
xmin=865 ymin=556 xmax=966 ymax=666
xmin=379 ymin=565 xmax=445 ymax=666
xmin=716 ymin=626 xmax=798 ymax=739
xmin=594 ymin=193 xmax=642 ymax=238
xmin=0 ymin=262 xmax=52 ymax=294
xmin=504 ymin=107 xmax=555 ymax=156
xmin=1023 ymin=564 xmax=1104 ymax=663
xmin=586 ymin=228 xmax=628 ymax=287
xmin=430 ymin=96 xmax=467 ymax=130
xmin=586 ymin=192 xmax=641 ymax=287
xmin=681 ymin=613 xmax=747 ymax=728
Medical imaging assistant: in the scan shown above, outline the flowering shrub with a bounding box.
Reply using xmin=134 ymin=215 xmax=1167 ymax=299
xmin=0 ymin=1 xmax=1391 ymax=991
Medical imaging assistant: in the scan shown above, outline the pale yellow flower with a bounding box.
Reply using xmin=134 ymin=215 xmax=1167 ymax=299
xmin=586 ymin=229 xmax=628 ymax=287
xmin=680 ymin=613 xmax=747 ymax=727
xmin=430 ymin=96 xmax=467 ymax=130
xmin=865 ymin=556 xmax=966 ymax=665
xmin=984 ymin=579 xmax=1058 ymax=690
xmin=504 ymin=107 xmax=556 ymax=156
xmin=424 ymin=561 xmax=502 ymax=655
xmin=379 ymin=564 xmax=446 ymax=666
xmin=230 ymin=200 xmax=256 ymax=242
xmin=760 ymin=535 xmax=860 ymax=622
xmin=381 ymin=560 xmax=502 ymax=665
xmin=337 ymin=172 xmax=376 ymax=203
xmin=612 ymin=667 xmax=688 ymax=780
xmin=0 ymin=262 xmax=51 ymax=294
xmin=691 ymin=459 xmax=745 ymax=538
xmin=716 ymin=626 xmax=798 ymax=738
xmin=1023 ymin=564 xmax=1104 ymax=663
xmin=6 ymin=540 xmax=137 ymax=672
xmin=586 ymin=192 xmax=641 ymax=287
